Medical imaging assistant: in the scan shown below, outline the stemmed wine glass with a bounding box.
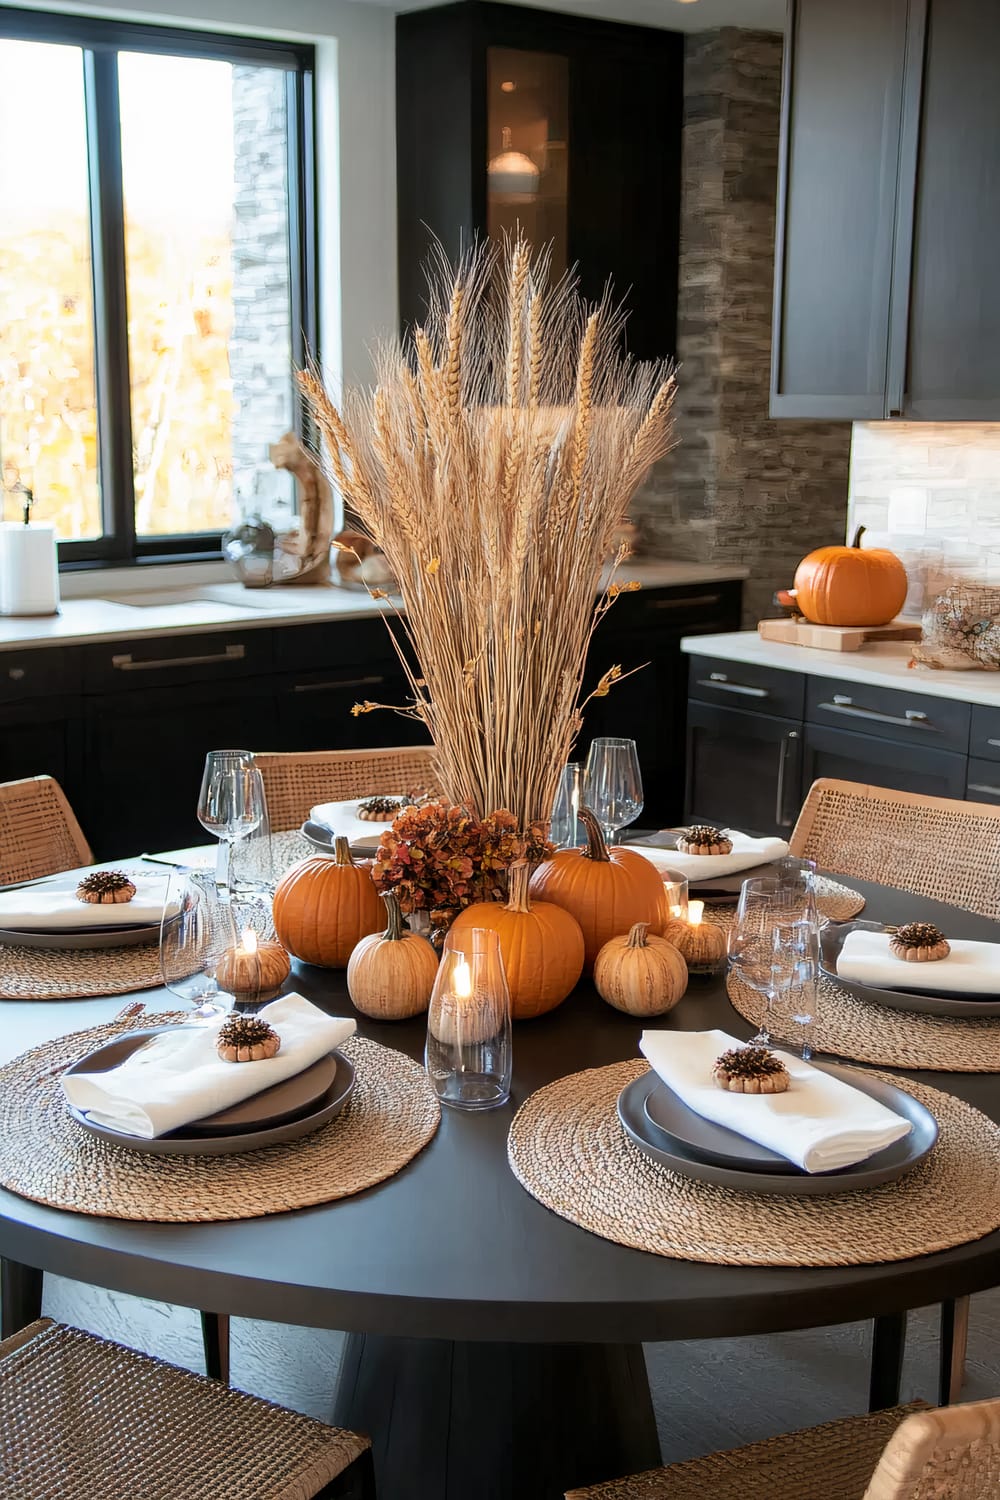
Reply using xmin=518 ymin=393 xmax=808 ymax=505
xmin=584 ymin=738 xmax=643 ymax=845
xmin=197 ymin=750 xmax=265 ymax=895
xmin=159 ymin=869 xmax=248 ymax=1022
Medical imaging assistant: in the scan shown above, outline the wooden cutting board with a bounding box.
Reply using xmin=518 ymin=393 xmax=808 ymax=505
xmin=757 ymin=617 xmax=922 ymax=652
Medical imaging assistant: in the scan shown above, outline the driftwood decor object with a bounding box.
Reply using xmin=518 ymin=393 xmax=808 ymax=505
xmin=268 ymin=431 xmax=333 ymax=583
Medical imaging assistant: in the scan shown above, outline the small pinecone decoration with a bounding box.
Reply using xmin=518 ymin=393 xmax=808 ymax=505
xmin=357 ymin=795 xmax=404 ymax=822
xmin=677 ymin=825 xmax=733 ymax=857
xmin=75 ymin=870 xmax=137 ymax=905
xmin=216 ymin=1013 xmax=281 ymax=1063
xmin=889 ymin=921 xmax=951 ymax=963
xmin=714 ymin=1044 xmax=790 ymax=1095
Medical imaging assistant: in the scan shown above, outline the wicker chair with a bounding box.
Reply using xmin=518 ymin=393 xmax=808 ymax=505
xmin=789 ymin=778 xmax=1000 ymax=920
xmin=254 ymin=747 xmax=440 ymax=832
xmin=0 ymin=1318 xmax=375 ymax=1499
xmin=565 ymin=1397 xmax=1000 ymax=1499
xmin=0 ymin=776 xmax=92 ymax=886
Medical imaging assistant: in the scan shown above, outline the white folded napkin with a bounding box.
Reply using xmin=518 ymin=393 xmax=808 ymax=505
xmin=0 ymin=872 xmax=179 ymax=931
xmin=621 ymin=831 xmax=789 ymax=882
xmin=639 ymin=1028 xmax=911 ymax=1173
xmin=837 ymin=929 xmax=1000 ymax=997
xmin=61 ymin=994 xmax=356 ymax=1138
xmin=311 ymin=798 xmax=405 ymax=847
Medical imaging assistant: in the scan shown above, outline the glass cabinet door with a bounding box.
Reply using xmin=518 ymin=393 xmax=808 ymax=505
xmin=486 ymin=47 xmax=568 ymax=273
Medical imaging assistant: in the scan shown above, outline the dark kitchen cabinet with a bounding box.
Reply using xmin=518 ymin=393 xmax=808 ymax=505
xmin=685 ymin=702 xmax=802 ymax=838
xmin=772 ymin=0 xmax=1000 ymax=421
xmin=274 ymin=661 xmax=431 ymax=754
xmin=396 ymin=1 xmax=683 ymax=359
xmin=800 ymin=723 xmax=968 ymax=802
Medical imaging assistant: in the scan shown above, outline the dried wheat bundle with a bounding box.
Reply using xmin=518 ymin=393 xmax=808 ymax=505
xmin=300 ymin=238 xmax=677 ymax=827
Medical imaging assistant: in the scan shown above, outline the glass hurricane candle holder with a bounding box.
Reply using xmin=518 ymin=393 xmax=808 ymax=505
xmin=425 ymin=929 xmax=512 ymax=1110
xmin=661 ymin=868 xmax=689 ymax=924
xmin=216 ymin=926 xmax=291 ymax=1010
xmin=159 ymin=870 xmax=239 ymax=1021
xmin=663 ymin=899 xmax=727 ymax=977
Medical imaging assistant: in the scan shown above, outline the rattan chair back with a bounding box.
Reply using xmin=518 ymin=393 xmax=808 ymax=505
xmin=790 ymin=778 xmax=1000 ymax=919
xmin=0 ymin=776 xmax=92 ymax=886
xmin=254 ymin=746 xmax=439 ymax=831
xmin=864 ymin=1396 xmax=1000 ymax=1498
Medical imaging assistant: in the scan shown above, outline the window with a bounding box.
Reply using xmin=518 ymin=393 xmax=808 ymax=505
xmin=0 ymin=9 xmax=315 ymax=565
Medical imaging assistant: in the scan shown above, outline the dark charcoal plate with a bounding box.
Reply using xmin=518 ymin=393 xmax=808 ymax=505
xmin=618 ymin=1062 xmax=936 ymax=1196
xmin=821 ymin=921 xmax=1000 ymax=1018
xmin=643 ymin=1083 xmax=798 ymax=1174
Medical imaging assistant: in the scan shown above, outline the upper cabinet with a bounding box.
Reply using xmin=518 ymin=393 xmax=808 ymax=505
xmin=396 ymin=1 xmax=683 ymax=361
xmin=771 ymin=0 xmax=1000 ymax=421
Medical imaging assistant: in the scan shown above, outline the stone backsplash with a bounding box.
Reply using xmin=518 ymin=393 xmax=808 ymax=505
xmin=848 ymin=422 xmax=1000 ymax=617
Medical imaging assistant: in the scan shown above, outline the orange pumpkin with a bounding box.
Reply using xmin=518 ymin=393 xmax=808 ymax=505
xmin=529 ymin=807 xmax=668 ymax=971
xmin=448 ymin=860 xmax=585 ymax=1020
xmin=272 ymin=839 xmax=382 ymax=968
xmin=793 ymin=526 xmax=907 ymax=627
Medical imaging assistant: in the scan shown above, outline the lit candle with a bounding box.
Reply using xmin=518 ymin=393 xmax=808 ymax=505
xmin=216 ymin=927 xmax=290 ymax=1005
xmin=688 ymin=899 xmax=705 ymax=927
xmin=662 ymin=898 xmax=726 ymax=975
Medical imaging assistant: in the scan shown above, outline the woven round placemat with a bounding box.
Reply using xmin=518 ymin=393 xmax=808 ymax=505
xmin=0 ymin=1018 xmax=440 ymax=1222
xmin=0 ymin=936 xmax=167 ymax=1002
xmin=700 ymin=875 xmax=865 ymax=932
xmin=727 ymin=970 xmax=1000 ymax=1074
xmin=507 ymin=1060 xmax=1000 ymax=1267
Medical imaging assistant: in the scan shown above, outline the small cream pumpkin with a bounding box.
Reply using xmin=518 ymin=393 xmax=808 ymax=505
xmin=594 ymin=922 xmax=688 ymax=1016
xmin=347 ymin=891 xmax=439 ymax=1020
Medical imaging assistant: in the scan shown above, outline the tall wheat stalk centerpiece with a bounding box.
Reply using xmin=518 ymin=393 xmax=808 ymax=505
xmin=301 ymin=239 xmax=677 ymax=829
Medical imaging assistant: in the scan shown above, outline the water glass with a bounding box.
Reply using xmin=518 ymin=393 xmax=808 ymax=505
xmin=425 ymin=929 xmax=512 ymax=1110
xmin=159 ymin=869 xmax=241 ymax=1021
xmin=769 ymin=918 xmax=820 ymax=1058
xmin=197 ymin=749 xmax=266 ymax=893
xmin=584 ymin=737 xmax=643 ymax=844
xmin=661 ymin=868 xmax=689 ymax=923
xmin=729 ymin=876 xmax=818 ymax=1043
xmin=550 ymin=762 xmax=584 ymax=848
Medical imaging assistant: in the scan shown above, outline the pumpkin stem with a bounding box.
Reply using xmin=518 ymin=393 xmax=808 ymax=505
xmin=334 ymin=836 xmax=356 ymax=867
xmin=579 ymin=806 xmax=611 ymax=863
xmin=505 ymin=860 xmax=532 ymax=914
xmin=850 ymin=524 xmax=867 ymax=550
xmin=380 ymin=890 xmax=405 ymax=941
xmin=626 ymin=922 xmax=650 ymax=949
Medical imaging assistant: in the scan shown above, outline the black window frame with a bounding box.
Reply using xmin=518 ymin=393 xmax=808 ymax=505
xmin=0 ymin=6 xmax=318 ymax=569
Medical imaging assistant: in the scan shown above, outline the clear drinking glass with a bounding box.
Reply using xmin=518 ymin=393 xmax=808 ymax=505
xmin=769 ymin=917 xmax=821 ymax=1059
xmin=584 ymin=737 xmax=643 ymax=844
xmin=661 ymin=869 xmax=689 ymax=923
xmin=549 ymin=761 xmax=583 ymax=848
xmin=197 ymin=750 xmax=265 ymax=893
xmin=728 ymin=876 xmax=819 ymax=1044
xmin=425 ymin=929 xmax=512 ymax=1110
xmin=228 ymin=776 xmax=276 ymax=897
xmin=159 ymin=869 xmax=242 ymax=1021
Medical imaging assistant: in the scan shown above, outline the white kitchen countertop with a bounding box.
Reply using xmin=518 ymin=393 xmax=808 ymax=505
xmin=680 ymin=630 xmax=1000 ymax=709
xmin=0 ymin=560 xmax=748 ymax=652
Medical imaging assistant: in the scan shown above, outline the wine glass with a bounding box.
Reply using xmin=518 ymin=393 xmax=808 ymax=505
xmin=729 ymin=876 xmax=816 ymax=1044
xmin=584 ymin=738 xmax=643 ymax=844
xmin=769 ymin=917 xmax=821 ymax=1059
xmin=197 ymin=750 xmax=265 ymax=894
xmin=159 ymin=869 xmax=243 ymax=1022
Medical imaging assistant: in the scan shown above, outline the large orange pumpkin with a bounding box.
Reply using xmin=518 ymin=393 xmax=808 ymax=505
xmin=529 ymin=807 xmax=668 ymax=971
xmin=272 ymin=840 xmax=382 ymax=968
xmin=793 ymin=526 xmax=907 ymax=627
xmin=448 ymin=861 xmax=585 ymax=1020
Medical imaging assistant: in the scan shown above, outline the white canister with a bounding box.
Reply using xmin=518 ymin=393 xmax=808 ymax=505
xmin=0 ymin=522 xmax=61 ymax=616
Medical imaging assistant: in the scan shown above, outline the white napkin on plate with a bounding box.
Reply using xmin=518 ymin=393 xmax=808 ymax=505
xmin=311 ymin=798 xmax=405 ymax=847
xmin=0 ymin=872 xmax=179 ymax=931
xmin=639 ymin=1028 xmax=911 ymax=1173
xmin=837 ymin=929 xmax=1000 ymax=996
xmin=61 ymin=994 xmax=356 ymax=1138
xmin=621 ymin=831 xmax=789 ymax=881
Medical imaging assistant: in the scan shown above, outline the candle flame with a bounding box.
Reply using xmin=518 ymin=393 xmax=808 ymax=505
xmin=453 ymin=958 xmax=473 ymax=1000
xmin=688 ymin=900 xmax=705 ymax=928
xmin=241 ymin=928 xmax=258 ymax=955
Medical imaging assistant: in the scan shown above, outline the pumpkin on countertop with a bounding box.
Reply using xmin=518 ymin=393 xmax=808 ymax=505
xmin=272 ymin=840 xmax=382 ymax=969
xmin=529 ymin=807 xmax=668 ymax=971
xmin=347 ymin=890 xmax=439 ymax=1019
xmin=793 ymin=526 xmax=907 ymax=627
xmin=447 ymin=860 xmax=584 ymax=1020
xmin=594 ymin=921 xmax=688 ymax=1016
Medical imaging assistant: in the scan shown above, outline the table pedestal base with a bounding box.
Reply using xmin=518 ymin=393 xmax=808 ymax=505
xmin=333 ymin=1334 xmax=661 ymax=1500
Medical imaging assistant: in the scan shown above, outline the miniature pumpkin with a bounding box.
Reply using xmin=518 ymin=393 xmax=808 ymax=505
xmin=215 ymin=938 xmax=291 ymax=1004
xmin=272 ymin=840 xmax=382 ymax=968
xmin=793 ymin=525 xmax=907 ymax=627
xmin=661 ymin=912 xmax=727 ymax=974
xmin=447 ymin=861 xmax=585 ymax=1020
xmin=529 ymin=808 xmax=668 ymax=971
xmin=594 ymin=922 xmax=688 ymax=1016
xmin=347 ymin=891 xmax=440 ymax=1019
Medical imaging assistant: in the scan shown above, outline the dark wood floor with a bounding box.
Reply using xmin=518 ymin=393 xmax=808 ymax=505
xmin=39 ymin=1274 xmax=1000 ymax=1463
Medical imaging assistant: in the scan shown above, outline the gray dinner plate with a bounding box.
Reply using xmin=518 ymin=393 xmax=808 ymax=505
xmin=64 ymin=1029 xmax=355 ymax=1156
xmin=618 ymin=1063 xmax=937 ymax=1195
xmin=643 ymin=1083 xmax=798 ymax=1174
xmin=0 ymin=919 xmax=164 ymax=951
xmin=300 ymin=819 xmax=381 ymax=859
xmin=821 ymin=921 xmax=1000 ymax=1018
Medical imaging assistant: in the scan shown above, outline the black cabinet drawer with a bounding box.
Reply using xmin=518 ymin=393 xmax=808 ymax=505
xmin=801 ymin=724 xmax=968 ymax=801
xmin=82 ymin=630 xmax=271 ymax=692
xmin=610 ymin=582 xmax=742 ymax=634
xmin=967 ymin=759 xmax=1000 ymax=805
xmin=273 ymin=617 xmax=400 ymax=673
xmin=0 ymin=649 xmax=70 ymax=705
xmin=272 ymin=663 xmax=431 ymax=755
xmin=805 ymin=677 xmax=970 ymax=754
xmin=970 ymin=706 xmax=1000 ymax=764
xmin=688 ymin=655 xmax=805 ymax=721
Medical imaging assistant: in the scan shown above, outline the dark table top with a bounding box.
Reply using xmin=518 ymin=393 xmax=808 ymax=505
xmin=1 ymin=876 xmax=998 ymax=1345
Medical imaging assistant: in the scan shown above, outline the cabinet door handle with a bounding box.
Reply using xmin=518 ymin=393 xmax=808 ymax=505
xmin=695 ymin=672 xmax=769 ymax=699
xmin=111 ymin=644 xmax=246 ymax=672
xmin=775 ymin=730 xmax=799 ymax=828
xmin=651 ymin=592 xmax=723 ymax=610
xmin=987 ymin=739 xmax=1000 ymax=750
xmin=969 ymin=782 xmax=1000 ymax=798
xmin=292 ymin=674 xmax=385 ymax=694
xmin=819 ymin=697 xmax=936 ymax=731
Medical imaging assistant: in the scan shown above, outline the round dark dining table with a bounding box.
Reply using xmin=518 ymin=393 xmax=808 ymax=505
xmin=1 ymin=875 xmax=999 ymax=1500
